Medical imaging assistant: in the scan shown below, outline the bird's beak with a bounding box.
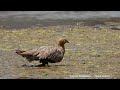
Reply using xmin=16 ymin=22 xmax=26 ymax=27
xmin=66 ymin=40 xmax=69 ymax=43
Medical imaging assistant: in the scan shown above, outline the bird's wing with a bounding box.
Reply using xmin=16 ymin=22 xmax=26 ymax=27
xmin=36 ymin=46 xmax=64 ymax=62
xmin=20 ymin=48 xmax=39 ymax=56
xmin=20 ymin=46 xmax=52 ymax=57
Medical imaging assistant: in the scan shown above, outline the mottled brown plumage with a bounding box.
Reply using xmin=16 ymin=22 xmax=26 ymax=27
xmin=15 ymin=38 xmax=69 ymax=66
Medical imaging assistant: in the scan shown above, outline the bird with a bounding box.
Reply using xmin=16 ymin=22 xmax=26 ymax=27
xmin=15 ymin=38 xmax=69 ymax=67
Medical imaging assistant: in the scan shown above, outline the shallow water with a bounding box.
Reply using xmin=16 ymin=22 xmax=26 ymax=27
xmin=0 ymin=11 xmax=120 ymax=29
xmin=1 ymin=11 xmax=120 ymax=20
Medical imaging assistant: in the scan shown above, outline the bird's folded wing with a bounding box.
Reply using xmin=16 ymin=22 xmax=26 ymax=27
xmin=20 ymin=48 xmax=38 ymax=56
xmin=36 ymin=47 xmax=64 ymax=61
xmin=36 ymin=47 xmax=55 ymax=59
xmin=20 ymin=46 xmax=64 ymax=61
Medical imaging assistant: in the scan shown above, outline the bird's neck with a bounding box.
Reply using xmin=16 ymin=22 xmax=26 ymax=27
xmin=58 ymin=43 xmax=65 ymax=52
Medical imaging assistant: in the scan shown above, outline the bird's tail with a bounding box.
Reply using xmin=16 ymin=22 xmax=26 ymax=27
xmin=15 ymin=50 xmax=25 ymax=55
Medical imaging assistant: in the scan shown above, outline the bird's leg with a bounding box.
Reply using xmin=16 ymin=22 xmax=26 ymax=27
xmin=36 ymin=61 xmax=46 ymax=67
xmin=41 ymin=62 xmax=49 ymax=67
xmin=37 ymin=63 xmax=45 ymax=67
xmin=45 ymin=62 xmax=50 ymax=67
xmin=43 ymin=62 xmax=49 ymax=66
xmin=38 ymin=60 xmax=49 ymax=67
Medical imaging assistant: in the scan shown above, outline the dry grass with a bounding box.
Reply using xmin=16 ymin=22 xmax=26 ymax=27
xmin=0 ymin=25 xmax=120 ymax=79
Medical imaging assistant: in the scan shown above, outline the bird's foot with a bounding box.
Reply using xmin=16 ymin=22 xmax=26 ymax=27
xmin=22 ymin=64 xmax=29 ymax=67
xmin=46 ymin=64 xmax=50 ymax=67
xmin=22 ymin=64 xmax=50 ymax=67
xmin=37 ymin=63 xmax=50 ymax=67
xmin=36 ymin=64 xmax=46 ymax=67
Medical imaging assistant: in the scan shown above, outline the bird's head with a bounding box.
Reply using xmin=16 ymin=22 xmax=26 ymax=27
xmin=58 ymin=38 xmax=69 ymax=46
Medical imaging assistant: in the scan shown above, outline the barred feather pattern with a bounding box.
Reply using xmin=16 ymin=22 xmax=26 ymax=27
xmin=15 ymin=38 xmax=69 ymax=64
xmin=18 ymin=46 xmax=64 ymax=62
